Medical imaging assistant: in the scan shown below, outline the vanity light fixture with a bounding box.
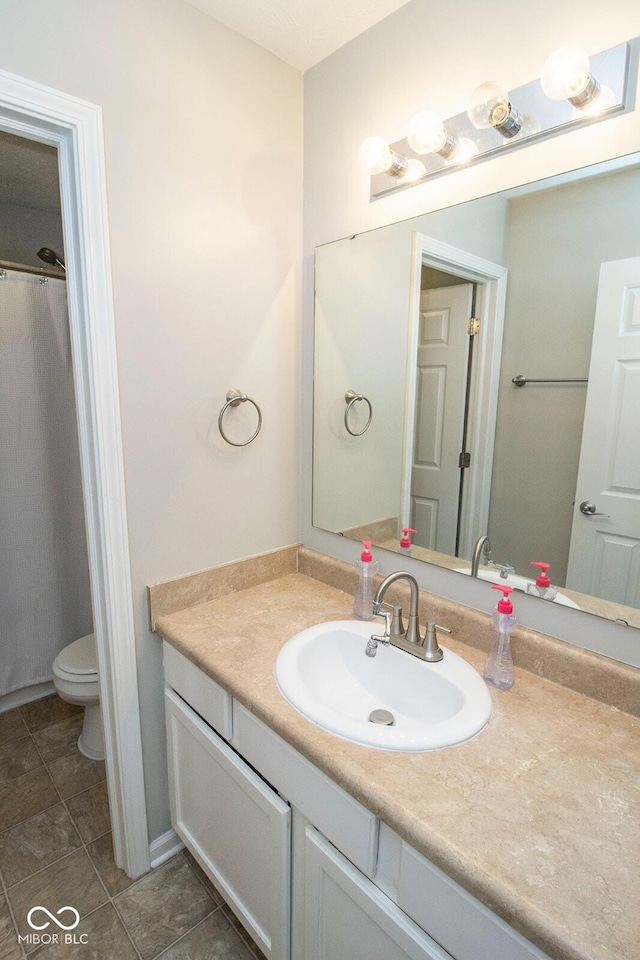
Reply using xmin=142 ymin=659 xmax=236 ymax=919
xmin=358 ymin=136 xmax=409 ymax=179
xmin=398 ymin=158 xmax=427 ymax=183
xmin=408 ymin=110 xmax=458 ymax=158
xmin=467 ymin=81 xmax=525 ymax=139
xmin=448 ymin=138 xmax=480 ymax=164
xmin=363 ymin=37 xmax=636 ymax=199
xmin=408 ymin=111 xmax=479 ymax=164
xmin=541 ymin=45 xmax=614 ymax=113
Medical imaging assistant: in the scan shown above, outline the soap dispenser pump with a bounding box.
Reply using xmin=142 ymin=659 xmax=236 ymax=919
xmin=398 ymin=528 xmax=417 ymax=556
xmin=526 ymin=562 xmax=558 ymax=601
xmin=483 ymin=584 xmax=517 ymax=689
xmin=353 ymin=541 xmax=378 ymax=620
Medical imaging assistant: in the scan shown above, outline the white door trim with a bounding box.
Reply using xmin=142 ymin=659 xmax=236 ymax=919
xmin=401 ymin=234 xmax=507 ymax=558
xmin=0 ymin=69 xmax=150 ymax=877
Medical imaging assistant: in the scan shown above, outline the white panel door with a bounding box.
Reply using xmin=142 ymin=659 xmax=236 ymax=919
xmin=165 ymin=688 xmax=291 ymax=960
xmin=304 ymin=827 xmax=452 ymax=960
xmin=410 ymin=284 xmax=472 ymax=554
xmin=566 ymin=257 xmax=640 ymax=606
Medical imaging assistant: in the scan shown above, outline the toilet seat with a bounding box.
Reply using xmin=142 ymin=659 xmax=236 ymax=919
xmin=53 ymin=634 xmax=98 ymax=682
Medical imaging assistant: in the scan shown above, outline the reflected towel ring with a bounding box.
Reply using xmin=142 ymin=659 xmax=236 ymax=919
xmin=344 ymin=390 xmax=373 ymax=437
xmin=218 ymin=388 xmax=263 ymax=446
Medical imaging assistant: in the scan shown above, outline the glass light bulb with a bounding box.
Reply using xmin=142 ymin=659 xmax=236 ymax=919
xmin=408 ymin=111 xmax=446 ymax=154
xmin=541 ymin=46 xmax=591 ymax=100
xmin=358 ymin=136 xmax=392 ymax=174
xmin=467 ymin=81 xmax=511 ymax=129
xmin=447 ymin=138 xmax=479 ymax=165
xmin=397 ymin=158 xmax=427 ymax=183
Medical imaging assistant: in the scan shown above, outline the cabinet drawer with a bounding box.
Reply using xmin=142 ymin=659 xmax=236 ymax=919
xmin=163 ymin=641 xmax=232 ymax=739
xmin=165 ymin=688 xmax=290 ymax=959
xmin=232 ymin=702 xmax=378 ymax=878
xmin=397 ymin=843 xmax=551 ymax=960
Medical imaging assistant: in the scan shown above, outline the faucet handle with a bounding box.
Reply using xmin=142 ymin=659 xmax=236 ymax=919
xmin=422 ymin=620 xmax=448 ymax=662
xmin=487 ymin=560 xmax=515 ymax=579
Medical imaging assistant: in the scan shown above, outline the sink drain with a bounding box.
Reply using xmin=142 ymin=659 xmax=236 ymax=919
xmin=369 ymin=708 xmax=394 ymax=726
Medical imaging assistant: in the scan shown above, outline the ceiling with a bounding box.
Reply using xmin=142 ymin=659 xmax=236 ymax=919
xmin=184 ymin=0 xmax=411 ymax=71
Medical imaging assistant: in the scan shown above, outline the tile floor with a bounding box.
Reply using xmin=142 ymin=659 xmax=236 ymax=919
xmin=0 ymin=695 xmax=266 ymax=960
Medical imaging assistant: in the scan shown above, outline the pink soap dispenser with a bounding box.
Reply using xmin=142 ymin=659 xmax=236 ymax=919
xmin=398 ymin=528 xmax=417 ymax=556
xmin=484 ymin=584 xmax=517 ymax=689
xmin=353 ymin=541 xmax=378 ymax=620
xmin=527 ymin=562 xmax=558 ymax=601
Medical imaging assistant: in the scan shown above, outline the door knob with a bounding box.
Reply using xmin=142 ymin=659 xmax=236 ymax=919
xmin=579 ymin=500 xmax=610 ymax=517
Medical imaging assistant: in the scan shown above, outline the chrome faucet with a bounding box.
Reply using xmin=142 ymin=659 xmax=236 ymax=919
xmin=471 ymin=536 xmax=514 ymax=579
xmin=367 ymin=571 xmax=448 ymax=662
xmin=471 ymin=535 xmax=492 ymax=576
xmin=365 ymin=610 xmax=391 ymax=657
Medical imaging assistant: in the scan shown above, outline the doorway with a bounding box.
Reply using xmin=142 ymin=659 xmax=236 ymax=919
xmin=0 ymin=132 xmax=93 ymax=704
xmin=0 ymin=69 xmax=149 ymax=877
xmin=401 ymin=233 xmax=508 ymax=560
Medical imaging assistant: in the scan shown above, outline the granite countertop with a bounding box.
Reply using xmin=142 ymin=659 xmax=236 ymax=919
xmin=154 ymin=571 xmax=640 ymax=960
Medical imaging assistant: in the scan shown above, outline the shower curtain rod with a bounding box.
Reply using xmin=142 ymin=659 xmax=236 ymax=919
xmin=0 ymin=259 xmax=66 ymax=280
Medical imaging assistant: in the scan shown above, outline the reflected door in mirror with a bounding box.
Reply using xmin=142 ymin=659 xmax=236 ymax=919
xmin=566 ymin=256 xmax=640 ymax=607
xmin=410 ymin=283 xmax=472 ymax=555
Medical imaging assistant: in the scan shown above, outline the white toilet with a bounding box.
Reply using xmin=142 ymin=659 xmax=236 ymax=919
xmin=52 ymin=633 xmax=104 ymax=761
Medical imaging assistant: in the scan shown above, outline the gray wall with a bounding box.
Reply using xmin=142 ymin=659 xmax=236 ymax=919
xmin=0 ymin=202 xmax=64 ymax=269
xmin=489 ymin=166 xmax=640 ymax=583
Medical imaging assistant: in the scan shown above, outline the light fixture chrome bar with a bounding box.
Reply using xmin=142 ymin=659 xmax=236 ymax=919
xmin=436 ymin=132 xmax=459 ymax=159
xmin=370 ymin=39 xmax=635 ymax=200
xmin=570 ymin=73 xmax=600 ymax=108
xmin=492 ymin=102 xmax=524 ymax=138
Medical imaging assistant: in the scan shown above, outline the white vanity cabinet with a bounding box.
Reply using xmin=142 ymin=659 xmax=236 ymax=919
xmin=303 ymin=826 xmax=452 ymax=960
xmin=164 ymin=656 xmax=290 ymax=960
xmin=163 ymin=643 xmax=552 ymax=960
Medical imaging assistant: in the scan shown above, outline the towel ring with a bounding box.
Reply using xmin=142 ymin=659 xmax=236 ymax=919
xmin=344 ymin=390 xmax=373 ymax=437
xmin=218 ymin=388 xmax=262 ymax=446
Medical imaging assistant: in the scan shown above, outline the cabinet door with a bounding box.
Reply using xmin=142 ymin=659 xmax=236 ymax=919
xmin=165 ymin=688 xmax=290 ymax=960
xmin=304 ymin=827 xmax=452 ymax=960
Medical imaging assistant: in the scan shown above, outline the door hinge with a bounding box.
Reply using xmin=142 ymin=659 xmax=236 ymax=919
xmin=459 ymin=451 xmax=471 ymax=469
xmin=467 ymin=317 xmax=480 ymax=336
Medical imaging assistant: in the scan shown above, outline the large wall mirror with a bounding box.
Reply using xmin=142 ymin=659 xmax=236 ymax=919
xmin=313 ymin=152 xmax=640 ymax=628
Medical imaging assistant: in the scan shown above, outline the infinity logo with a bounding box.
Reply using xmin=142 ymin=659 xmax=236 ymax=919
xmin=27 ymin=906 xmax=80 ymax=931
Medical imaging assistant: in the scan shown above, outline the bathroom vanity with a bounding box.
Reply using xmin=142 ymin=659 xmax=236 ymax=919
xmin=152 ymin=548 xmax=640 ymax=960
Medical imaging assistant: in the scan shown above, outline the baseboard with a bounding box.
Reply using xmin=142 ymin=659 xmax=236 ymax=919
xmin=149 ymin=828 xmax=184 ymax=868
xmin=0 ymin=681 xmax=55 ymax=714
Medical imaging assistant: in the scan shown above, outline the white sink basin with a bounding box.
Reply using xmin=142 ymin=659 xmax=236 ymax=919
xmin=275 ymin=620 xmax=491 ymax=751
xmin=453 ymin=568 xmax=579 ymax=608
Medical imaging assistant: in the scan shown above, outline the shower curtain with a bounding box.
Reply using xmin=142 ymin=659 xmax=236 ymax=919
xmin=0 ymin=268 xmax=92 ymax=697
